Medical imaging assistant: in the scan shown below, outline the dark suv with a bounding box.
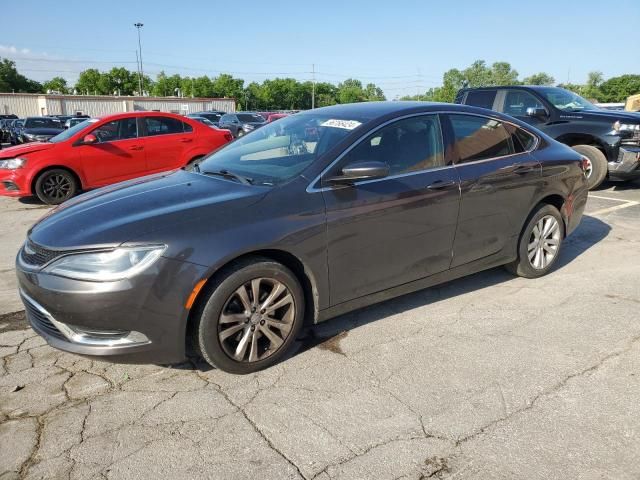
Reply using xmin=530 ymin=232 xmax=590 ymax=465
xmin=218 ymin=112 xmax=267 ymax=138
xmin=456 ymin=86 xmax=640 ymax=188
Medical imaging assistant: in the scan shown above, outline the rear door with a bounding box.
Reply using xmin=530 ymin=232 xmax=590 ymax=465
xmin=139 ymin=116 xmax=193 ymax=171
xmin=443 ymin=113 xmax=541 ymax=267
xmin=79 ymin=117 xmax=146 ymax=186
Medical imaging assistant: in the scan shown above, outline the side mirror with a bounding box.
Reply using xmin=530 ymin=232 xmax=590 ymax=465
xmin=328 ymin=161 xmax=390 ymax=185
xmin=526 ymin=107 xmax=548 ymax=118
xmin=81 ymin=134 xmax=98 ymax=145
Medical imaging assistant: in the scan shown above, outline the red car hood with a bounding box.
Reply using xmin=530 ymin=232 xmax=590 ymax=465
xmin=0 ymin=142 xmax=56 ymax=158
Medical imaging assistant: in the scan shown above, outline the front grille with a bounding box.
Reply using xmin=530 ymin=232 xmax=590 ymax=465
xmin=20 ymin=240 xmax=62 ymax=267
xmin=21 ymin=294 xmax=66 ymax=341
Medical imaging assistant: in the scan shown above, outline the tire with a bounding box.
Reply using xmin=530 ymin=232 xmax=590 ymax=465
xmin=34 ymin=168 xmax=79 ymax=205
xmin=194 ymin=257 xmax=305 ymax=374
xmin=505 ymin=204 xmax=565 ymax=279
xmin=571 ymin=144 xmax=607 ymax=190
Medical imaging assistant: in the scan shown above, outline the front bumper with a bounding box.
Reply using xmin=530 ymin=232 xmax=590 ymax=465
xmin=608 ymin=146 xmax=640 ymax=180
xmin=16 ymin=254 xmax=208 ymax=364
xmin=0 ymin=169 xmax=30 ymax=197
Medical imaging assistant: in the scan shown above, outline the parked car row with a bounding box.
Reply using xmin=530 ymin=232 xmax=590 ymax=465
xmin=14 ymin=101 xmax=589 ymax=373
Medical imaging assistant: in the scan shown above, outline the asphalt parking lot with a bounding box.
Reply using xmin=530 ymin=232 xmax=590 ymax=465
xmin=1 ymin=180 xmax=640 ymax=480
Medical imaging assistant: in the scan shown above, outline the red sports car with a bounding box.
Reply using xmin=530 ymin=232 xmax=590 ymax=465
xmin=0 ymin=112 xmax=233 ymax=204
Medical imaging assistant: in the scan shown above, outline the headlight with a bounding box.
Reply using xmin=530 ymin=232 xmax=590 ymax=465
xmin=24 ymin=133 xmax=36 ymax=139
xmin=242 ymin=124 xmax=255 ymax=131
xmin=0 ymin=158 xmax=27 ymax=169
xmin=613 ymin=121 xmax=640 ymax=132
xmin=43 ymin=245 xmax=165 ymax=281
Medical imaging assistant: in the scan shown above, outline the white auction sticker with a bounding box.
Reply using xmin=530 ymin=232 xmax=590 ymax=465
xmin=320 ymin=119 xmax=362 ymax=130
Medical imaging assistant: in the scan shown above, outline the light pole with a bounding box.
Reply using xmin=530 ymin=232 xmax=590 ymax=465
xmin=134 ymin=23 xmax=144 ymax=95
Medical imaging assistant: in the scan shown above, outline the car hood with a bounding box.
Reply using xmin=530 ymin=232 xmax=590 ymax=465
xmin=0 ymin=142 xmax=56 ymax=158
xmin=28 ymin=169 xmax=269 ymax=250
xmin=571 ymin=109 xmax=640 ymax=123
xmin=23 ymin=128 xmax=64 ymax=135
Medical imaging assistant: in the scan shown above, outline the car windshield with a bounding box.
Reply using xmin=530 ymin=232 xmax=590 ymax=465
xmin=24 ymin=118 xmax=62 ymax=129
xmin=237 ymin=113 xmax=265 ymax=123
xmin=538 ymin=88 xmax=598 ymax=112
xmin=197 ymin=113 xmax=365 ymax=185
xmin=49 ymin=119 xmax=98 ymax=143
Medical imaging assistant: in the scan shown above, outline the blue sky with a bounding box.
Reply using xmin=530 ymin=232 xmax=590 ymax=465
xmin=2 ymin=0 xmax=639 ymax=98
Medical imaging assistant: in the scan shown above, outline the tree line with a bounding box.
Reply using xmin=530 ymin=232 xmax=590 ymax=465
xmin=1 ymin=57 xmax=638 ymax=110
xmin=401 ymin=60 xmax=640 ymax=104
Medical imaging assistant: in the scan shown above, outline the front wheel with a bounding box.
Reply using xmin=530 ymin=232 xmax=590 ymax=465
xmin=34 ymin=169 xmax=79 ymax=205
xmin=194 ymin=258 xmax=305 ymax=374
xmin=505 ymin=204 xmax=565 ymax=278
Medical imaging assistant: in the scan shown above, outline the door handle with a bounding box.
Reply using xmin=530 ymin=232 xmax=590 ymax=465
xmin=426 ymin=180 xmax=456 ymax=190
xmin=129 ymin=145 xmax=144 ymax=151
xmin=499 ymin=164 xmax=536 ymax=174
xmin=180 ymin=138 xmax=193 ymax=143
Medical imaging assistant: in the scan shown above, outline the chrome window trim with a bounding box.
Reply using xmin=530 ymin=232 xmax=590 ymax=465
xmin=306 ymin=110 xmax=540 ymax=193
xmin=88 ymin=117 xmax=139 ymax=144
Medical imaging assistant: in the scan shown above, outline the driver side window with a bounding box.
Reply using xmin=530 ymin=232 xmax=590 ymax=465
xmin=91 ymin=118 xmax=138 ymax=143
xmin=342 ymin=115 xmax=444 ymax=176
xmin=502 ymin=90 xmax=544 ymax=116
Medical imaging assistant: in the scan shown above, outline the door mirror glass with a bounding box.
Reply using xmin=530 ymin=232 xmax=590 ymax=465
xmin=329 ymin=161 xmax=390 ymax=184
xmin=82 ymin=134 xmax=98 ymax=145
xmin=526 ymin=107 xmax=548 ymax=118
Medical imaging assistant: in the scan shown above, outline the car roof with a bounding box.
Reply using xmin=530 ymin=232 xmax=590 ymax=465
xmin=459 ymin=85 xmax=562 ymax=92
xmin=299 ymin=101 xmax=498 ymax=120
xmin=95 ymin=111 xmax=190 ymax=121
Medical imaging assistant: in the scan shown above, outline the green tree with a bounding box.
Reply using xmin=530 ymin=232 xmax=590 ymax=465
xmin=489 ymin=61 xmax=520 ymax=86
xmin=42 ymin=76 xmax=69 ymax=94
xmin=151 ymin=71 xmax=183 ymax=97
xmin=599 ymin=74 xmax=640 ymax=102
xmin=211 ymin=74 xmax=244 ymax=106
xmin=364 ymin=83 xmax=386 ymax=101
xmin=0 ymin=58 xmax=42 ymax=93
xmin=523 ymin=72 xmax=555 ymax=86
xmin=337 ymin=78 xmax=365 ymax=103
xmin=75 ymin=69 xmax=105 ymax=95
xmin=583 ymin=71 xmax=604 ymax=101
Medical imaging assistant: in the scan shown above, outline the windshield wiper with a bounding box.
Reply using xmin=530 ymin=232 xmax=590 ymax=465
xmin=201 ymin=169 xmax=253 ymax=185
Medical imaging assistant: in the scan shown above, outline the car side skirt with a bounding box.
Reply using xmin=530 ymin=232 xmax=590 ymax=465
xmin=316 ymin=236 xmax=518 ymax=323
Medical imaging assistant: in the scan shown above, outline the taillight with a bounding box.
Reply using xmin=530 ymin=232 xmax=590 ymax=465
xmin=580 ymin=156 xmax=591 ymax=176
xmin=224 ymin=133 xmax=233 ymax=142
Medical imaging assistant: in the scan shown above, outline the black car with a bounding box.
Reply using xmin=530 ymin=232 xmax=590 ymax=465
xmin=16 ymin=102 xmax=588 ymax=373
xmin=19 ymin=117 xmax=64 ymax=143
xmin=188 ymin=111 xmax=225 ymax=127
xmin=8 ymin=119 xmax=25 ymax=145
xmin=456 ymin=85 xmax=640 ymax=189
xmin=0 ymin=118 xmax=15 ymax=143
xmin=218 ymin=112 xmax=267 ymax=138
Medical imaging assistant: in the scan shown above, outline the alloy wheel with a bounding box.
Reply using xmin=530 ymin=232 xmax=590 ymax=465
xmin=218 ymin=277 xmax=295 ymax=362
xmin=527 ymin=215 xmax=561 ymax=269
xmin=42 ymin=174 xmax=72 ymax=201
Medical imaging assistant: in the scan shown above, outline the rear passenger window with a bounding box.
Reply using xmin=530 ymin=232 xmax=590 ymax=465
xmin=514 ymin=128 xmax=536 ymax=151
xmin=143 ymin=117 xmax=184 ymax=136
xmin=448 ymin=114 xmax=515 ymax=163
xmin=343 ymin=115 xmax=444 ymax=176
xmin=464 ymin=90 xmax=497 ymax=110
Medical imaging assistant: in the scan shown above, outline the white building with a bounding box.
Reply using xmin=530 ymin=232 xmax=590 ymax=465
xmin=0 ymin=93 xmax=236 ymax=118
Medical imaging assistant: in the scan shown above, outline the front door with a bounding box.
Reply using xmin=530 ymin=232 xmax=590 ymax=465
xmin=80 ymin=117 xmax=146 ymax=186
xmin=321 ymin=114 xmax=461 ymax=305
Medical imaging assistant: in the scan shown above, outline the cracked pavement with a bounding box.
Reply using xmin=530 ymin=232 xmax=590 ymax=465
xmin=1 ymin=182 xmax=640 ymax=479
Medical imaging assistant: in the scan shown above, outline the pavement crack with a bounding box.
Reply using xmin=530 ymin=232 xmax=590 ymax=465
xmin=456 ymin=333 xmax=640 ymax=446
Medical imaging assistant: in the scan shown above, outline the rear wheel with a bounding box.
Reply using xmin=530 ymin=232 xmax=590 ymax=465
xmin=34 ymin=169 xmax=78 ymax=205
xmin=505 ymin=204 xmax=565 ymax=278
xmin=571 ymin=144 xmax=607 ymax=190
xmin=194 ymin=257 xmax=305 ymax=374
